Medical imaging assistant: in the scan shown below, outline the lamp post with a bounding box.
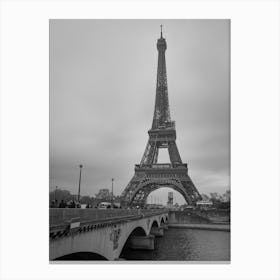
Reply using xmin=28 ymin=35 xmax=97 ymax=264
xmin=111 ymin=178 xmax=114 ymax=208
xmin=77 ymin=164 xmax=83 ymax=203
xmin=54 ymin=186 xmax=58 ymax=205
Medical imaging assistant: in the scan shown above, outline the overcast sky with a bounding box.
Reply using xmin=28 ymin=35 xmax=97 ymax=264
xmin=50 ymin=19 xmax=230 ymax=204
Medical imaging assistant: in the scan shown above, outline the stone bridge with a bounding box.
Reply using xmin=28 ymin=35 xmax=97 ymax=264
xmin=49 ymin=209 xmax=169 ymax=261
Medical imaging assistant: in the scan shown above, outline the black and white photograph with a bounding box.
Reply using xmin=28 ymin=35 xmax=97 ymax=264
xmin=49 ymin=19 xmax=230 ymax=262
xmin=1 ymin=0 xmax=280 ymax=279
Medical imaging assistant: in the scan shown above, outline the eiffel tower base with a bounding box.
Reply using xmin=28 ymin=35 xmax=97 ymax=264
xmin=121 ymin=163 xmax=201 ymax=207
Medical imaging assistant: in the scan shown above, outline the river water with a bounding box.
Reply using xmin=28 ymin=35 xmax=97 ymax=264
xmin=120 ymin=228 xmax=230 ymax=261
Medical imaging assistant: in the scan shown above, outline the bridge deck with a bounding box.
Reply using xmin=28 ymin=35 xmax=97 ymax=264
xmin=50 ymin=209 xmax=168 ymax=233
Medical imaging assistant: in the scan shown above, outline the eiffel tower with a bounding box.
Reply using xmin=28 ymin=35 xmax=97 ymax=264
xmin=121 ymin=26 xmax=201 ymax=207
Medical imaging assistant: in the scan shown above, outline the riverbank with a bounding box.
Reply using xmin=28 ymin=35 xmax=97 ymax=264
xmin=168 ymin=223 xmax=230 ymax=232
xmin=168 ymin=209 xmax=230 ymax=224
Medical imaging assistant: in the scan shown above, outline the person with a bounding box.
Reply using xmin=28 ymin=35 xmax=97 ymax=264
xmin=70 ymin=200 xmax=75 ymax=208
xmin=59 ymin=200 xmax=65 ymax=208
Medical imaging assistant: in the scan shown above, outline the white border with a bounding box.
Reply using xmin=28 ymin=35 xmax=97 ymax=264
xmin=0 ymin=0 xmax=279 ymax=280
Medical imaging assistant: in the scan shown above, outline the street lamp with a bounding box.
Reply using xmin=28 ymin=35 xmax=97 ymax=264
xmin=54 ymin=186 xmax=58 ymax=204
xmin=111 ymin=178 xmax=114 ymax=208
xmin=77 ymin=164 xmax=83 ymax=203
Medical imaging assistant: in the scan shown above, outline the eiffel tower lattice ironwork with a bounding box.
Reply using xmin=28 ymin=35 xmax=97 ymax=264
xmin=121 ymin=27 xmax=201 ymax=207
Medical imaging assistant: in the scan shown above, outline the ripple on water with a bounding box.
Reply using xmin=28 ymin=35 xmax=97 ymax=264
xmin=120 ymin=228 xmax=230 ymax=261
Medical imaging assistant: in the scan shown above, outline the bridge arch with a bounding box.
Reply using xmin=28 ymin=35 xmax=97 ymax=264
xmin=150 ymin=220 xmax=159 ymax=230
xmin=118 ymin=225 xmax=148 ymax=259
xmin=147 ymin=218 xmax=160 ymax=234
xmin=151 ymin=220 xmax=159 ymax=228
xmin=54 ymin=251 xmax=108 ymax=261
xmin=128 ymin=226 xmax=147 ymax=236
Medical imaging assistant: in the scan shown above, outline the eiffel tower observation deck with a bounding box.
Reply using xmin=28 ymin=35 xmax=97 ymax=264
xmin=121 ymin=26 xmax=201 ymax=207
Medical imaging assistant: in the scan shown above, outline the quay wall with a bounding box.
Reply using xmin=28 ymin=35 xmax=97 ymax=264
xmin=168 ymin=211 xmax=211 ymax=224
xmin=168 ymin=223 xmax=230 ymax=232
xmin=168 ymin=210 xmax=230 ymax=225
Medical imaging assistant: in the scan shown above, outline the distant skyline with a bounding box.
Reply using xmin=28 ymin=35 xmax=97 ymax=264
xmin=50 ymin=19 xmax=230 ymax=205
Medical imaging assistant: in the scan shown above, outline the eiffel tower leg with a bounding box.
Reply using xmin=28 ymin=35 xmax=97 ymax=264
xmin=120 ymin=174 xmax=140 ymax=207
xmin=152 ymin=146 xmax=159 ymax=164
xmin=140 ymin=141 xmax=150 ymax=165
xmin=140 ymin=141 xmax=159 ymax=165
xmin=168 ymin=141 xmax=182 ymax=165
xmin=179 ymin=177 xmax=202 ymax=204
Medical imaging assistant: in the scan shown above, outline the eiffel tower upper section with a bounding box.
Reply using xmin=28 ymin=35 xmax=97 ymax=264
xmin=152 ymin=25 xmax=173 ymax=130
xmin=140 ymin=26 xmax=182 ymax=166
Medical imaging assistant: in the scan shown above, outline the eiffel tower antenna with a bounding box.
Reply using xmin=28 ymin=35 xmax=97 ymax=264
xmin=121 ymin=30 xmax=201 ymax=208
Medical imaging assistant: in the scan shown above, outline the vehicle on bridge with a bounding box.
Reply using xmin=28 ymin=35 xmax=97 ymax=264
xmin=98 ymin=202 xmax=122 ymax=209
xmin=98 ymin=202 xmax=111 ymax=209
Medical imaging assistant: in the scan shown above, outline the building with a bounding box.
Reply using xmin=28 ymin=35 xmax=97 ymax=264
xmin=201 ymin=193 xmax=210 ymax=201
xmin=167 ymin=192 xmax=173 ymax=205
xmin=222 ymin=190 xmax=230 ymax=202
xmin=196 ymin=200 xmax=213 ymax=209
xmin=210 ymin=192 xmax=219 ymax=200
xmin=166 ymin=192 xmax=174 ymax=209
xmin=95 ymin=188 xmax=111 ymax=200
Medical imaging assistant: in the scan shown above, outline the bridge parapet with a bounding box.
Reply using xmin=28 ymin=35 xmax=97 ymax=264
xmin=50 ymin=209 xmax=168 ymax=225
xmin=50 ymin=208 xmax=136 ymax=226
xmin=50 ymin=209 xmax=168 ymax=241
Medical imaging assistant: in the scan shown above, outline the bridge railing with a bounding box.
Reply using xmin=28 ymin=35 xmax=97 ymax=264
xmin=50 ymin=208 xmax=168 ymax=228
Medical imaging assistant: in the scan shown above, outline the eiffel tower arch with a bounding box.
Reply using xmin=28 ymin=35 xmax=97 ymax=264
xmin=121 ymin=27 xmax=201 ymax=207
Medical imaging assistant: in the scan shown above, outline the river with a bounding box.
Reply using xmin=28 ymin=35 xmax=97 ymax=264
xmin=120 ymin=228 xmax=230 ymax=261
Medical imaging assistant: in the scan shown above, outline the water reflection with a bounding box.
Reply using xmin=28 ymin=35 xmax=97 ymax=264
xmin=120 ymin=228 xmax=230 ymax=261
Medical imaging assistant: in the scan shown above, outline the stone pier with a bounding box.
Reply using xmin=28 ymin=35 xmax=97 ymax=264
xmin=162 ymin=224 xmax=168 ymax=230
xmin=150 ymin=226 xmax=164 ymax=237
xmin=129 ymin=235 xmax=155 ymax=250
